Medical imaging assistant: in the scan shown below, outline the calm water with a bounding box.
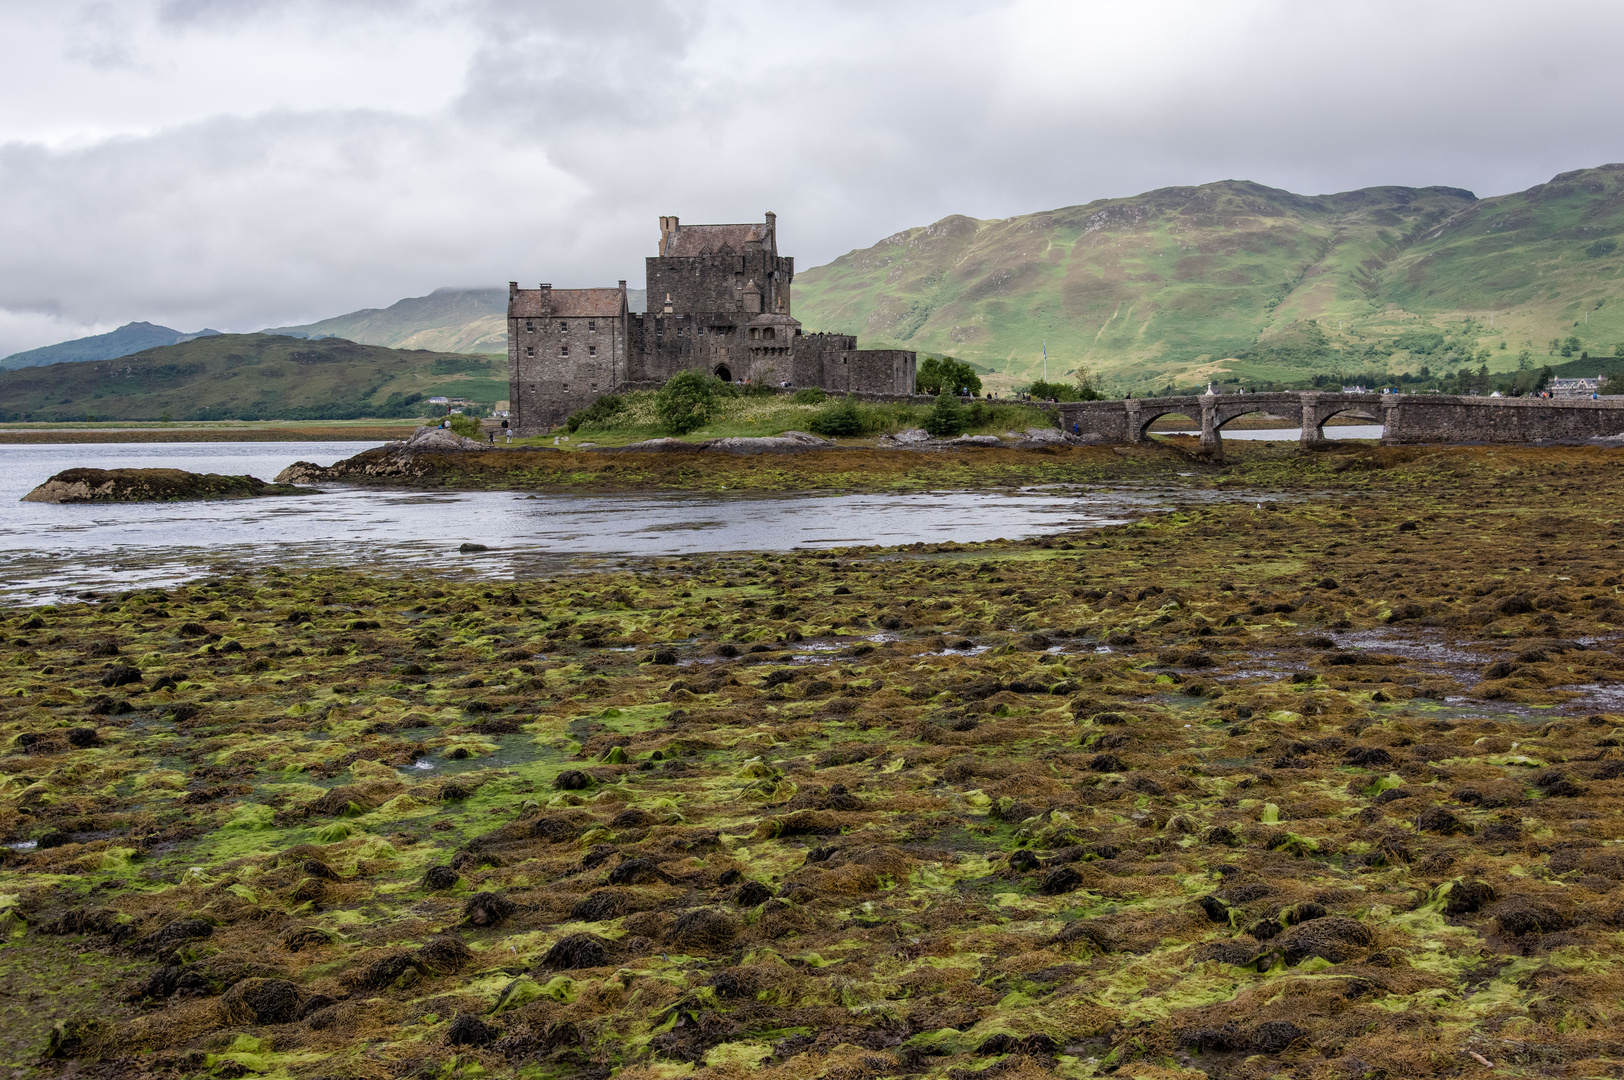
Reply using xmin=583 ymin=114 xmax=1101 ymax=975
xmin=0 ymin=442 xmax=1252 ymax=603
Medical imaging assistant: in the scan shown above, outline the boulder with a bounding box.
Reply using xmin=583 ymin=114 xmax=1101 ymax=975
xmin=701 ymin=430 xmax=833 ymax=454
xmin=611 ymin=438 xmax=704 ymax=453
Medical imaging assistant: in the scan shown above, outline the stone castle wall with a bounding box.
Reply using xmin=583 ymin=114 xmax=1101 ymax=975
xmin=508 ymin=215 xmax=915 ymax=435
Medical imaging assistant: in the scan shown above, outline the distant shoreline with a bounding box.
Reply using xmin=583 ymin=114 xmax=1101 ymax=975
xmin=0 ymin=421 xmax=419 ymax=443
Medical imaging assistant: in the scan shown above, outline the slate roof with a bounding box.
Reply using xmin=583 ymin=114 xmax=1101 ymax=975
xmin=508 ymin=287 xmax=624 ymax=319
xmin=663 ymin=222 xmax=771 ymax=257
xmin=550 ymin=288 xmax=625 ymax=317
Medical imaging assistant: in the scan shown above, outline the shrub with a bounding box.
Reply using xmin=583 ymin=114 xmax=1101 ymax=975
xmin=1025 ymin=378 xmax=1079 ymax=401
xmin=654 ymin=371 xmax=721 ymax=435
xmin=791 ymin=387 xmax=827 ymax=405
xmin=922 ymin=392 xmax=969 ymax=437
xmin=916 ymin=356 xmax=982 ymax=397
xmin=566 ymin=394 xmax=627 ymax=433
xmin=806 ymin=396 xmax=864 ymax=437
xmin=447 ymin=414 xmax=481 ymax=439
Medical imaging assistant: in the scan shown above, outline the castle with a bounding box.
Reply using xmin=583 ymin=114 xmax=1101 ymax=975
xmin=506 ymin=213 xmax=917 ymax=434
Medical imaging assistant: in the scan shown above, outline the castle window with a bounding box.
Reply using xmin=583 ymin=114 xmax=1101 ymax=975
xmin=559 ymin=321 xmax=568 ymax=332
xmin=749 ymin=328 xmax=760 ymax=340
xmin=561 ymin=346 xmax=569 ymax=357
xmin=525 ymin=319 xmax=534 ymax=332
xmin=763 ymin=327 xmax=775 ymax=340
xmin=588 ymin=345 xmax=597 ymax=356
xmin=588 ymin=321 xmax=596 ymax=332
xmin=526 ymin=346 xmax=534 ymax=357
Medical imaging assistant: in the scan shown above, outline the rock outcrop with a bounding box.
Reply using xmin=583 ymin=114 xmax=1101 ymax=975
xmin=22 ymin=468 xmax=316 ymax=504
xmin=606 ymin=431 xmax=832 ymax=455
xmin=277 ymin=426 xmax=503 ymax=483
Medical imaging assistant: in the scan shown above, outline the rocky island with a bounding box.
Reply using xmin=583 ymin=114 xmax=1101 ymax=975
xmin=22 ymin=467 xmax=318 ymax=504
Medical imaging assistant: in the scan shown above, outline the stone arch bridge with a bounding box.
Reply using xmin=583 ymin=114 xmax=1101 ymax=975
xmin=1053 ymin=392 xmax=1624 ymax=457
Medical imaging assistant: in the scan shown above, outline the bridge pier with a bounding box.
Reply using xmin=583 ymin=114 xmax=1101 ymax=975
xmin=1199 ymin=400 xmax=1223 ymax=459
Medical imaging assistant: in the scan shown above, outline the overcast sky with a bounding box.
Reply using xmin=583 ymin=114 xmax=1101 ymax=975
xmin=1 ymin=0 xmax=1621 ymax=356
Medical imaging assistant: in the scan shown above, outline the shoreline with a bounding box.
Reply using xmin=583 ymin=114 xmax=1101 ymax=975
xmin=0 ymin=423 xmax=419 ymax=443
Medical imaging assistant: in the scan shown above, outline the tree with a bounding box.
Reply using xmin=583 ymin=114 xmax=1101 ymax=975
xmin=1614 ymin=343 xmax=1624 ymax=358
xmin=915 ymin=356 xmax=982 ymax=397
xmin=447 ymin=413 xmax=482 ymax=439
xmin=807 ymin=396 xmax=864 ymax=437
xmin=1073 ymin=366 xmax=1102 ymax=401
xmin=654 ymin=370 xmax=720 ymax=435
xmin=1517 ymin=350 xmax=1532 ymax=371
xmin=921 ymin=392 xmax=968 ymax=437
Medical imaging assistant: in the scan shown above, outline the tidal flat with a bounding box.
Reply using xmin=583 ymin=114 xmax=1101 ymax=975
xmin=5 ymin=442 xmax=1624 ymax=1080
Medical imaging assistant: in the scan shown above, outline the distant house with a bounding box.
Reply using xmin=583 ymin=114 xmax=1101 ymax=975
xmin=427 ymin=396 xmax=450 ymax=404
xmin=1549 ymin=375 xmax=1604 ymax=398
xmin=1342 ymin=385 xmax=1369 ymax=394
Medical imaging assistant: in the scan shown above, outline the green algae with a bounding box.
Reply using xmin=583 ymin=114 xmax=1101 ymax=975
xmin=5 ymin=445 xmax=1624 ymax=1077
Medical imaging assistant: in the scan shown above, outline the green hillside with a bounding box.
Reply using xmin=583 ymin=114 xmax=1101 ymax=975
xmin=793 ymin=165 xmax=1624 ymax=394
xmin=264 ymin=288 xmax=509 ymax=353
xmin=263 ymin=286 xmax=649 ymax=354
xmin=0 ymin=334 xmax=507 ymax=422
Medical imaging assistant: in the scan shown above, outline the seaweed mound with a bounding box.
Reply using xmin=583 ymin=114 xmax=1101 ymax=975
xmin=23 ymin=468 xmax=315 ymax=503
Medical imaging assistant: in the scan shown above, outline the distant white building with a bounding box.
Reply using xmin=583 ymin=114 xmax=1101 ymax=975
xmin=1549 ymin=375 xmax=1604 ymax=398
xmin=1342 ymin=385 xmax=1369 ymax=394
xmin=427 ymin=396 xmax=450 ymax=404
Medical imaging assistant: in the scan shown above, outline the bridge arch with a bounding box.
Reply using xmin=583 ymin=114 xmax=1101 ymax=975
xmin=1305 ymin=399 xmax=1384 ymax=442
xmin=1213 ymin=406 xmax=1289 ymax=434
xmin=1135 ymin=404 xmax=1202 ymax=439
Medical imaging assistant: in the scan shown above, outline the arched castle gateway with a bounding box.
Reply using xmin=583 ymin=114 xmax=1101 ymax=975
xmin=507 ymin=213 xmax=917 ymax=435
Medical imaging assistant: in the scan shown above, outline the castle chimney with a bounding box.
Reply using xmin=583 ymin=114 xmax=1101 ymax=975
xmin=508 ymin=281 xmax=518 ymax=299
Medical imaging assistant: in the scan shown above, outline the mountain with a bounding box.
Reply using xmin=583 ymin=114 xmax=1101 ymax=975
xmin=264 ymin=286 xmax=649 ymax=353
xmin=0 ymin=334 xmax=507 ymax=422
xmin=792 ymin=165 xmax=1624 ymax=392
xmin=0 ymin=322 xmax=220 ymax=370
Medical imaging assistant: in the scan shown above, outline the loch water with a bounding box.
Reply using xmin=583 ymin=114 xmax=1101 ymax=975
xmin=0 ymin=441 xmax=1273 ymax=603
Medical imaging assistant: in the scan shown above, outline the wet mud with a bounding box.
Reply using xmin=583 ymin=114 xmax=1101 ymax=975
xmin=4 ymin=443 xmax=1624 ymax=1079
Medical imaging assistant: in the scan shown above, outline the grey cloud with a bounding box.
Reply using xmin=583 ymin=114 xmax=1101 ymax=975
xmin=3 ymin=0 xmax=1624 ymax=356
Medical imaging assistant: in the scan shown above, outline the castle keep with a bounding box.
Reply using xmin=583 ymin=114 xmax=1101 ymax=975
xmin=507 ymin=213 xmax=916 ymax=434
